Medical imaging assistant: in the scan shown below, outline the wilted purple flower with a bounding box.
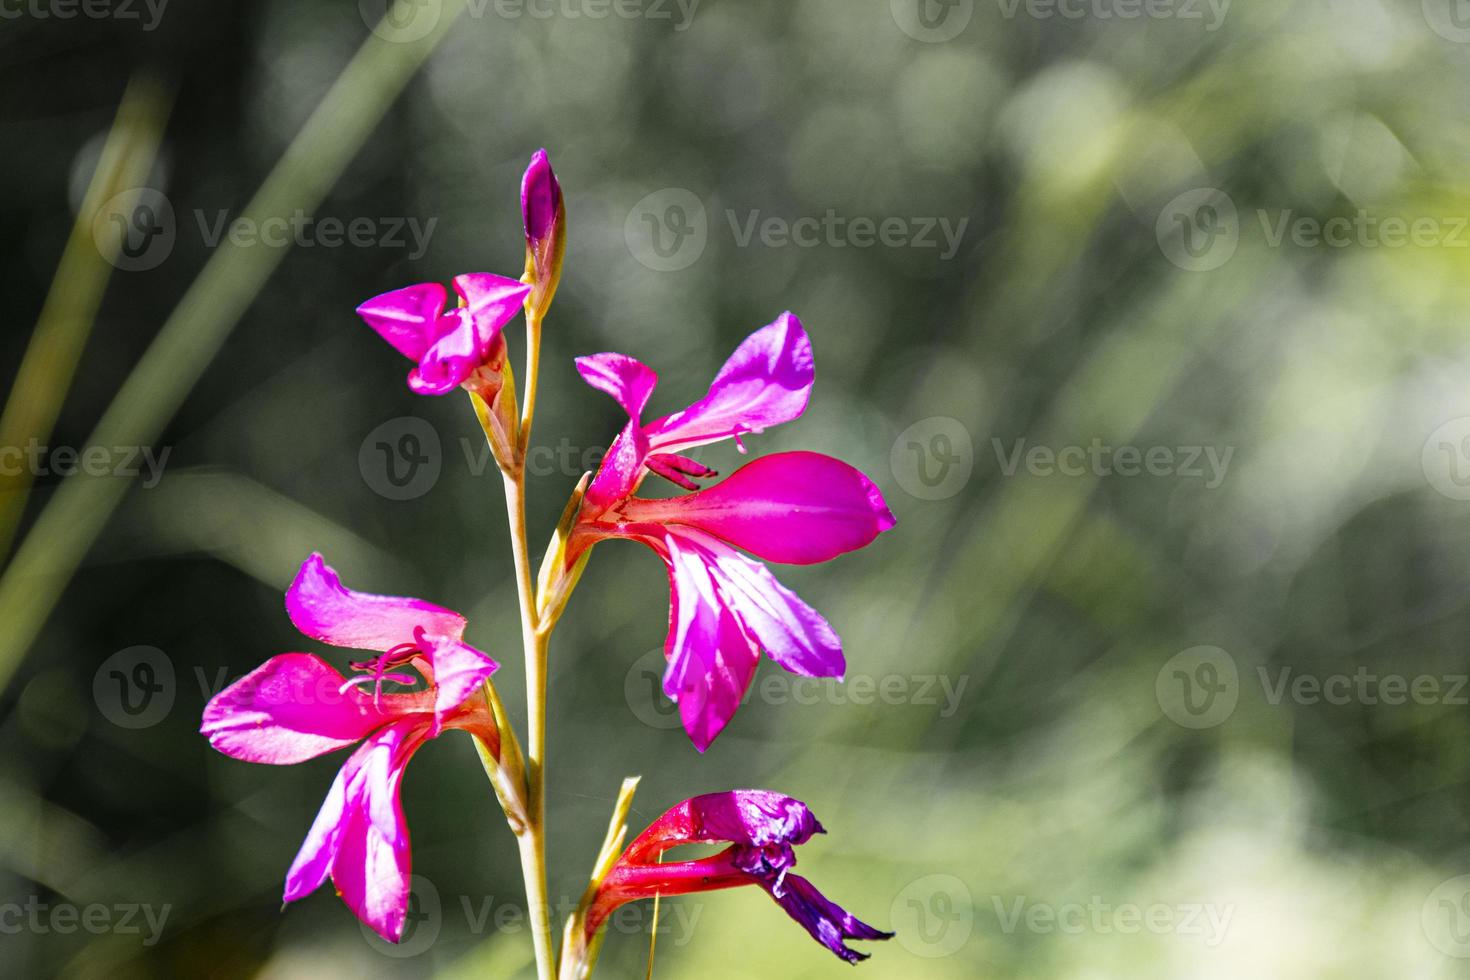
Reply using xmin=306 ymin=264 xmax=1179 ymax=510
xmin=584 ymin=790 xmax=891 ymax=964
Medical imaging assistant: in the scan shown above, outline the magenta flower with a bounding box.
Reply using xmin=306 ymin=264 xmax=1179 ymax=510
xmin=200 ymin=554 xmax=500 ymax=942
xmin=521 ymin=148 xmax=565 ymax=318
xmin=584 ymin=790 xmax=891 ymax=964
xmin=568 ymin=314 xmax=895 ymax=750
xmin=356 ymin=272 xmax=530 ymax=396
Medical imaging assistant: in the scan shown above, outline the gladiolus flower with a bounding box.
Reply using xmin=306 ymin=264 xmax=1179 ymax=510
xmin=583 ymin=790 xmax=891 ymax=965
xmin=356 ymin=272 xmax=531 ymax=396
xmin=569 ymin=315 xmax=895 ymax=750
xmin=200 ymin=554 xmax=499 ymax=942
xmin=521 ymin=148 xmax=565 ymax=319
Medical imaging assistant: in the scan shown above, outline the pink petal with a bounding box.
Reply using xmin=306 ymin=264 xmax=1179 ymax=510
xmin=407 ymin=308 xmax=483 ymax=395
xmin=452 ymin=272 xmax=532 ymax=328
xmin=675 ymin=529 xmax=846 ymax=679
xmin=645 ymin=312 xmax=813 ymax=456
xmin=578 ymin=353 xmax=660 ymax=507
xmin=521 ymin=148 xmax=563 ymax=247
xmin=201 ymin=653 xmax=412 ymax=764
xmin=663 ymin=532 xmax=761 ymax=752
xmin=576 ymin=352 xmax=658 ymax=420
xmin=285 ymin=718 xmax=426 ymax=942
xmin=420 ymin=637 xmax=499 ymax=727
xmin=356 ymin=282 xmax=448 ymax=362
xmin=619 ymin=451 xmax=896 ymax=564
xmin=285 ymin=554 xmax=470 ymax=653
xmin=625 ymin=790 xmax=824 ymax=861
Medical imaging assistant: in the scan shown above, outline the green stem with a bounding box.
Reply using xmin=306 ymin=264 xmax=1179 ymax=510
xmin=503 ymin=307 xmax=555 ymax=980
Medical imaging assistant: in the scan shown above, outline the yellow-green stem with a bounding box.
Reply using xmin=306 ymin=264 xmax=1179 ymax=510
xmin=505 ymin=306 xmax=555 ymax=980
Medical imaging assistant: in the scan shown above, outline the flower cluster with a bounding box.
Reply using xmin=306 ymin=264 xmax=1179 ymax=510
xmin=201 ymin=150 xmax=896 ymax=973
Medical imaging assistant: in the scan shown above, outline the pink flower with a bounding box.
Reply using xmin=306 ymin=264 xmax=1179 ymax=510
xmin=200 ymin=554 xmax=499 ymax=942
xmin=585 ymin=790 xmax=891 ymax=964
xmin=569 ymin=315 xmax=895 ymax=750
xmin=521 ymin=148 xmax=565 ymax=318
xmin=356 ymin=272 xmax=530 ymax=396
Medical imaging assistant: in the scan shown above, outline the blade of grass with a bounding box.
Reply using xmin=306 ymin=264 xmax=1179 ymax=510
xmin=0 ymin=0 xmax=468 ymax=695
xmin=0 ymin=76 xmax=172 ymax=558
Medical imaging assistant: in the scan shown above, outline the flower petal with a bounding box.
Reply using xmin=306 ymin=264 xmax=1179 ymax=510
xmin=578 ymin=353 xmax=660 ymax=507
xmin=285 ymin=718 xmax=427 ymax=942
xmin=521 ymin=148 xmax=563 ymax=248
xmin=285 ymin=554 xmax=469 ymax=654
xmin=453 ymin=272 xmax=532 ymax=330
xmin=420 ymin=637 xmax=499 ymax=728
xmin=644 ymin=312 xmax=813 ymax=455
xmin=674 ymin=529 xmax=847 ymax=679
xmin=663 ymin=532 xmax=761 ymax=751
xmin=759 ymin=873 xmax=894 ymax=964
xmin=201 ymin=653 xmax=414 ymax=764
xmin=625 ymin=790 xmax=823 ymax=862
xmin=356 ymin=282 xmax=449 ymax=362
xmin=619 ymin=451 xmax=895 ymax=564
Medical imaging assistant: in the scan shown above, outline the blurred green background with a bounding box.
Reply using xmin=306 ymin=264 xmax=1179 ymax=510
xmin=6 ymin=0 xmax=1470 ymax=976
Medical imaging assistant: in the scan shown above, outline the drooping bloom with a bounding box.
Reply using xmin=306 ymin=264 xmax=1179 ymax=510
xmin=521 ymin=148 xmax=565 ymax=319
xmin=566 ymin=314 xmax=896 ymax=750
xmin=200 ymin=554 xmax=500 ymax=942
xmin=356 ymin=272 xmax=530 ymax=396
xmin=580 ymin=790 xmax=891 ymax=965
